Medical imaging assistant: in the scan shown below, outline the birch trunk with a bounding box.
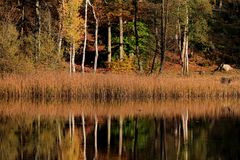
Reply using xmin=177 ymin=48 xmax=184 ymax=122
xmin=36 ymin=0 xmax=41 ymax=59
xmin=82 ymin=0 xmax=88 ymax=73
xmin=159 ymin=0 xmax=168 ymax=73
xmin=58 ymin=0 xmax=64 ymax=55
xmin=181 ymin=0 xmax=189 ymax=76
xmin=19 ymin=0 xmax=25 ymax=36
xmin=92 ymin=5 xmax=99 ymax=74
xmin=72 ymin=42 xmax=76 ymax=73
xmin=119 ymin=0 xmax=124 ymax=61
xmin=107 ymin=21 xmax=112 ymax=63
xmin=134 ymin=0 xmax=143 ymax=72
xmin=69 ymin=44 xmax=72 ymax=74
xmin=150 ymin=6 xmax=159 ymax=74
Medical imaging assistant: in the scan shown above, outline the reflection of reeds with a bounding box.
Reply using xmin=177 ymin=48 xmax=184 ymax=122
xmin=1 ymin=99 xmax=240 ymax=118
xmin=0 ymin=72 xmax=240 ymax=101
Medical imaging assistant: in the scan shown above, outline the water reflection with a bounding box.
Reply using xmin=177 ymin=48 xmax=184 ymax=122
xmin=1 ymin=100 xmax=240 ymax=159
xmin=1 ymin=114 xmax=240 ymax=159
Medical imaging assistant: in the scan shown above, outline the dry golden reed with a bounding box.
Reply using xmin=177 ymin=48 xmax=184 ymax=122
xmin=0 ymin=72 xmax=240 ymax=101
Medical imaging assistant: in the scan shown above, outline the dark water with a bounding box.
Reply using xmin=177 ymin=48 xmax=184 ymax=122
xmin=1 ymin=113 xmax=240 ymax=160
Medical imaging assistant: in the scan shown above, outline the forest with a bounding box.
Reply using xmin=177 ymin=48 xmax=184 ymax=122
xmin=0 ymin=0 xmax=239 ymax=75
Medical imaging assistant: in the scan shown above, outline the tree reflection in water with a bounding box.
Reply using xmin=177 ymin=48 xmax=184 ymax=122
xmin=1 ymin=111 xmax=240 ymax=159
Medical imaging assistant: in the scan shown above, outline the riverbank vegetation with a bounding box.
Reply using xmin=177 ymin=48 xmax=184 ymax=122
xmin=0 ymin=72 xmax=240 ymax=101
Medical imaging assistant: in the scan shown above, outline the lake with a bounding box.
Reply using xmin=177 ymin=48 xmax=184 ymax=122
xmin=0 ymin=100 xmax=240 ymax=160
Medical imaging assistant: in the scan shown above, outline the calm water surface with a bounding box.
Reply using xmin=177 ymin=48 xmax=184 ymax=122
xmin=0 ymin=100 xmax=240 ymax=160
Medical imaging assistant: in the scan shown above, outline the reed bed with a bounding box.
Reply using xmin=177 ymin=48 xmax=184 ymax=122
xmin=0 ymin=72 xmax=240 ymax=101
xmin=1 ymin=99 xmax=240 ymax=119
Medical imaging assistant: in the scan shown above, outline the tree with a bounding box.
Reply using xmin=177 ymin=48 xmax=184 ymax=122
xmin=181 ymin=0 xmax=189 ymax=76
xmin=119 ymin=0 xmax=124 ymax=61
xmin=88 ymin=1 xmax=99 ymax=73
xmin=82 ymin=0 xmax=88 ymax=74
xmin=62 ymin=0 xmax=84 ymax=74
xmin=159 ymin=0 xmax=169 ymax=73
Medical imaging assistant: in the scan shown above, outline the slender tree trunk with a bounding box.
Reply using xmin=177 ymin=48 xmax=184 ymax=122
xmin=69 ymin=44 xmax=72 ymax=74
xmin=58 ymin=0 xmax=64 ymax=55
xmin=47 ymin=7 xmax=51 ymax=36
xmin=119 ymin=0 xmax=124 ymax=61
xmin=72 ymin=42 xmax=76 ymax=73
xmin=107 ymin=20 xmax=112 ymax=64
xmin=82 ymin=0 xmax=88 ymax=73
xmin=19 ymin=0 xmax=25 ymax=36
xmin=36 ymin=0 xmax=41 ymax=59
xmin=150 ymin=7 xmax=159 ymax=74
xmin=134 ymin=0 xmax=143 ymax=72
xmin=82 ymin=113 xmax=87 ymax=160
xmin=91 ymin=5 xmax=99 ymax=74
xmin=181 ymin=0 xmax=189 ymax=76
xmin=219 ymin=0 xmax=223 ymax=9
xmin=159 ymin=0 xmax=168 ymax=73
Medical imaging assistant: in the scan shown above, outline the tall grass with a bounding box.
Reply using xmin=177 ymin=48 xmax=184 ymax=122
xmin=0 ymin=72 xmax=240 ymax=101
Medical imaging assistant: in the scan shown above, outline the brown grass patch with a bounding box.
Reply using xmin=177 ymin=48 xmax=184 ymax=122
xmin=0 ymin=72 xmax=240 ymax=101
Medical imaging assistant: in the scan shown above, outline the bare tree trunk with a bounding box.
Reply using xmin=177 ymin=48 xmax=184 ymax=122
xmin=82 ymin=113 xmax=87 ymax=160
xmin=82 ymin=0 xmax=88 ymax=73
xmin=159 ymin=0 xmax=169 ymax=73
xmin=69 ymin=44 xmax=72 ymax=74
xmin=181 ymin=0 xmax=189 ymax=76
xmin=58 ymin=0 xmax=64 ymax=55
xmin=119 ymin=116 xmax=123 ymax=157
xmin=219 ymin=0 xmax=223 ymax=9
xmin=134 ymin=0 xmax=143 ymax=72
xmin=176 ymin=0 xmax=181 ymax=55
xmin=72 ymin=42 xmax=76 ymax=73
xmin=107 ymin=20 xmax=112 ymax=64
xmin=150 ymin=6 xmax=159 ymax=74
xmin=18 ymin=0 xmax=25 ymax=36
xmin=36 ymin=0 xmax=41 ymax=59
xmin=47 ymin=6 xmax=51 ymax=36
xmin=91 ymin=4 xmax=99 ymax=74
xmin=119 ymin=0 xmax=124 ymax=61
